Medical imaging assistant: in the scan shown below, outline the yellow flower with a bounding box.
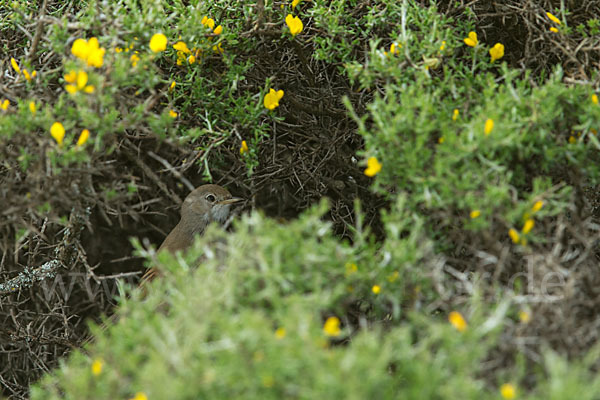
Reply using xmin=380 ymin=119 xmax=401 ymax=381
xmin=50 ymin=122 xmax=65 ymax=146
xmin=438 ymin=136 xmax=445 ymax=144
xmin=264 ymin=88 xmax=284 ymax=110
xmin=345 ymin=262 xmax=357 ymax=276
xmin=275 ymin=327 xmax=286 ymax=339
xmin=592 ymin=94 xmax=599 ymax=105
xmin=91 ymin=359 xmax=103 ymax=376
xmin=522 ymin=218 xmax=534 ymax=234
xmin=115 ymin=46 xmax=123 ymax=53
xmin=508 ymin=228 xmax=520 ymax=243
xmin=568 ymin=135 xmax=576 ymax=144
xmin=29 ymin=101 xmax=36 ymax=114
xmin=188 ymin=55 xmax=196 ymax=64
xmin=285 ymin=14 xmax=303 ymax=36
xmin=519 ymin=310 xmax=531 ymax=324
xmin=500 ymin=383 xmax=516 ymax=399
xmin=213 ymin=25 xmax=223 ymax=35
xmin=439 ymin=40 xmax=446 ymax=51
xmin=470 ymin=210 xmax=481 ymax=219
xmin=0 ymin=99 xmax=9 ymax=111
xmin=129 ymin=393 xmax=148 ymax=400
xmin=448 ymin=311 xmax=467 ymax=332
xmin=464 ymin=31 xmax=478 ymax=47
xmin=372 ymin=285 xmax=381 ymax=294
xmin=546 ymin=12 xmax=561 ymax=25
xmin=549 ymin=27 xmax=559 ymax=33
xmin=173 ymin=41 xmax=190 ymax=54
xmin=130 ymin=52 xmax=140 ymax=67
xmin=364 ymin=156 xmax=382 ymax=177
xmin=484 ymin=118 xmax=494 ymax=135
xmin=169 ymin=109 xmax=178 ymax=118
xmin=452 ymin=108 xmax=459 ymax=121
xmin=149 ymin=33 xmax=167 ymax=52
xmin=532 ymin=200 xmax=543 ymax=212
xmin=240 ymin=140 xmax=249 ymax=155
xmin=489 ymin=43 xmax=504 ymax=63
xmin=77 ymin=129 xmax=90 ymax=146
xmin=10 ymin=57 xmax=20 ymax=74
xmin=323 ymin=316 xmax=341 ymax=337
xmin=292 ymin=0 xmax=301 ymax=9
xmin=72 ymin=37 xmax=105 ymax=68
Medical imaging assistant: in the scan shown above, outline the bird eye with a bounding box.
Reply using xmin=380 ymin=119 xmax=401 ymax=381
xmin=205 ymin=194 xmax=216 ymax=203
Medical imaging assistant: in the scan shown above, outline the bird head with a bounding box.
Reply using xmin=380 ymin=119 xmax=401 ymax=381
xmin=181 ymin=184 xmax=244 ymax=228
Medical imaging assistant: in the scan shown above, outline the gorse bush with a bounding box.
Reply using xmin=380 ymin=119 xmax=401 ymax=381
xmin=2 ymin=0 xmax=600 ymax=398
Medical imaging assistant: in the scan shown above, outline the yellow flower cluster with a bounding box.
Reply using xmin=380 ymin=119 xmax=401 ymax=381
xmin=463 ymin=32 xmax=505 ymax=63
xmin=64 ymin=70 xmax=95 ymax=94
xmin=546 ymin=11 xmax=561 ymax=33
xmin=130 ymin=51 xmax=140 ymax=67
xmin=202 ymin=16 xmax=224 ymax=53
xmin=452 ymin=108 xmax=459 ymax=121
xmin=508 ymin=200 xmax=544 ymax=244
xmin=49 ymin=122 xmax=90 ymax=148
xmin=71 ymin=37 xmax=105 ymax=68
xmin=0 ymin=99 xmax=9 ymax=111
xmin=11 ymin=58 xmax=37 ymax=81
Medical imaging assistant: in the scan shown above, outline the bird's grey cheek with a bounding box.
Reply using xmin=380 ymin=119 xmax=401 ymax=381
xmin=211 ymin=205 xmax=231 ymax=223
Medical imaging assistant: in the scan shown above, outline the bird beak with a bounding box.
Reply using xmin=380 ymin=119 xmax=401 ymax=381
xmin=217 ymin=197 xmax=244 ymax=205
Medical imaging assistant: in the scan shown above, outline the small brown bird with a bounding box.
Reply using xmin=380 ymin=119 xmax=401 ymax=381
xmin=141 ymin=184 xmax=243 ymax=284
xmin=82 ymin=185 xmax=242 ymax=346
